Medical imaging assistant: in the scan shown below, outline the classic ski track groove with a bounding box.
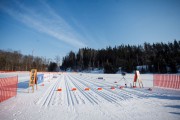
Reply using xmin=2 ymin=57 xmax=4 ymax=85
xmin=36 ymin=73 xmax=174 ymax=107
xmin=69 ymin=74 xmax=124 ymax=106
xmin=68 ymin=75 xmax=99 ymax=105
xmin=36 ymin=75 xmax=62 ymax=107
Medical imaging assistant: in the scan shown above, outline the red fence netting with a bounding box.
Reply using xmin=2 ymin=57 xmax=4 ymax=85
xmin=153 ymin=74 xmax=180 ymax=89
xmin=0 ymin=76 xmax=18 ymax=103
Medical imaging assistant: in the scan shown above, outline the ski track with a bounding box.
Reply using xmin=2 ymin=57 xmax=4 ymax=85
xmin=72 ymin=74 xmax=138 ymax=100
xmin=35 ymin=73 xmax=179 ymax=108
xmin=68 ymin=75 xmax=99 ymax=105
xmin=64 ymin=75 xmax=74 ymax=106
xmin=1 ymin=73 xmax=180 ymax=120
xmin=76 ymin=74 xmax=151 ymax=98
xmin=69 ymin=74 xmax=126 ymax=106
xmin=66 ymin=75 xmax=80 ymax=106
xmin=51 ymin=75 xmax=63 ymax=106
xmin=36 ymin=75 xmax=63 ymax=107
xmin=69 ymin=73 xmax=174 ymax=106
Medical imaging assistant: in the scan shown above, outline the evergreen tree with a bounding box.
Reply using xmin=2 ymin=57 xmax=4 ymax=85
xmin=61 ymin=40 xmax=180 ymax=73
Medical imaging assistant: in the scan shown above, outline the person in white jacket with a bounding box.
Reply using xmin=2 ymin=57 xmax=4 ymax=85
xmin=133 ymin=70 xmax=143 ymax=88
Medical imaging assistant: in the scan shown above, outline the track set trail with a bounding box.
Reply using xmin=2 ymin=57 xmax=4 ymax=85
xmin=1 ymin=73 xmax=180 ymax=120
xmin=35 ymin=73 xmax=180 ymax=107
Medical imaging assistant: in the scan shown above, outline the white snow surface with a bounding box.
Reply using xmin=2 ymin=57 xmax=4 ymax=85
xmin=0 ymin=72 xmax=180 ymax=120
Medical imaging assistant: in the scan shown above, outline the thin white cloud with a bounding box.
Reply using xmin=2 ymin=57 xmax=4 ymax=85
xmin=1 ymin=0 xmax=86 ymax=48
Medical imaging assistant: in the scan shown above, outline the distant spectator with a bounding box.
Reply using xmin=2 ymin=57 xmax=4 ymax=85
xmin=133 ymin=70 xmax=143 ymax=88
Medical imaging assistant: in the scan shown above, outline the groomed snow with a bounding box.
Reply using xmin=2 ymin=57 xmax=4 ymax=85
xmin=0 ymin=72 xmax=180 ymax=120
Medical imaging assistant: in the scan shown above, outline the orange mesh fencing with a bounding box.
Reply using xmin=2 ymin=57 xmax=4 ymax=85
xmin=0 ymin=76 xmax=18 ymax=102
xmin=153 ymin=74 xmax=180 ymax=89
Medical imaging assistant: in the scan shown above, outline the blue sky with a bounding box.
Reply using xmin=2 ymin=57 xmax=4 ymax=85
xmin=0 ymin=0 xmax=180 ymax=62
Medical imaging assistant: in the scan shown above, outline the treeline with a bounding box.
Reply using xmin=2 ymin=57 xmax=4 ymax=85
xmin=0 ymin=50 xmax=49 ymax=71
xmin=61 ymin=40 xmax=180 ymax=73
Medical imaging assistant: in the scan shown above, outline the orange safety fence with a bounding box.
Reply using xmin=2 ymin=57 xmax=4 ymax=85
xmin=0 ymin=76 xmax=18 ymax=102
xmin=153 ymin=74 xmax=180 ymax=89
xmin=0 ymin=71 xmax=15 ymax=73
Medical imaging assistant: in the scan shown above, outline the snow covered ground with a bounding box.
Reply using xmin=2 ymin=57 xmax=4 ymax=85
xmin=0 ymin=72 xmax=180 ymax=120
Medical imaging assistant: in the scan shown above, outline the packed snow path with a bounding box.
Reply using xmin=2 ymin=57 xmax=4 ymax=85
xmin=35 ymin=73 xmax=155 ymax=107
xmin=0 ymin=73 xmax=180 ymax=120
